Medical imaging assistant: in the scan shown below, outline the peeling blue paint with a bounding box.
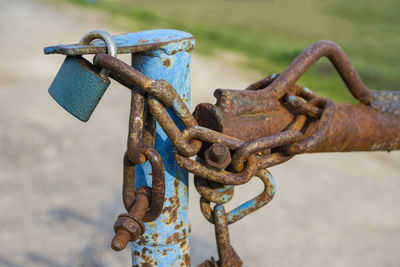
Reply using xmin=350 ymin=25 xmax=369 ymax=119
xmin=371 ymin=90 xmax=400 ymax=117
xmin=131 ymin=33 xmax=194 ymax=266
xmin=226 ymin=170 xmax=275 ymax=224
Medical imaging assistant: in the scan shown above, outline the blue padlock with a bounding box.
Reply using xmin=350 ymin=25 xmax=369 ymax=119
xmin=48 ymin=30 xmax=117 ymax=122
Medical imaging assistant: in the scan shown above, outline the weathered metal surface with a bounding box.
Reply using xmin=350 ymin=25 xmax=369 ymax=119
xmin=89 ymin=30 xmax=195 ymax=265
xmin=123 ymin=153 xmax=136 ymax=215
xmin=122 ymin=107 xmax=164 ymax=222
xmin=44 ymin=29 xmax=193 ymax=56
xmin=192 ymin=40 xmax=399 ymax=156
xmin=148 ymin=95 xmax=202 ymax=157
xmin=116 ymin=135 xmax=165 ymax=252
xmin=286 ymin=97 xmax=336 ymax=154
xmin=231 ymin=130 xmax=303 ymax=172
xmin=306 ymin=103 xmax=400 ymax=152
xmin=214 ymin=205 xmax=234 ymax=267
xmin=199 ymin=205 xmax=243 ymax=267
xmin=126 ymin=89 xmax=146 ymax=165
xmin=200 ymin=169 xmax=275 ymax=225
xmin=213 ymin=40 xmax=375 ymax=117
xmin=79 ymin=29 xmax=117 ymax=77
xmin=94 ymin=53 xmax=176 ymax=106
xmin=93 ymin=39 xmax=399 ymax=266
xmin=193 ymin=91 xmax=400 ymax=153
xmin=128 ymin=35 xmax=194 ymax=266
xmin=112 ymin=186 xmax=150 ymax=251
xmin=198 ymin=257 xmax=218 ymax=267
xmin=94 ymin=52 xmax=205 ymax=159
xmin=46 ymin=31 xmax=400 ymax=267
xmin=48 ymin=30 xmax=118 ymax=122
xmin=175 ymin=152 xmax=258 ymax=185
xmin=194 ymin=175 xmax=234 ymax=204
xmin=123 ymin=93 xmax=161 ymax=217
xmin=371 ymin=90 xmax=400 ymax=116
xmin=48 ymin=56 xmax=110 ymax=122
xmin=140 ymin=147 xmax=166 ymax=222
xmin=204 ymin=143 xmax=232 ymax=171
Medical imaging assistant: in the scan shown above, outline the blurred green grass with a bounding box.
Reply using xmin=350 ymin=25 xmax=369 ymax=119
xmin=60 ymin=0 xmax=399 ymax=102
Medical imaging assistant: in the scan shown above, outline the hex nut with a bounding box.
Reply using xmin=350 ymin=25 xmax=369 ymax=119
xmin=204 ymin=143 xmax=231 ymax=171
xmin=113 ymin=213 xmax=144 ymax=241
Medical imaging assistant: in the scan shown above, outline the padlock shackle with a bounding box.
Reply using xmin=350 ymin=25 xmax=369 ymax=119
xmin=79 ymin=30 xmax=117 ymax=78
xmin=79 ymin=30 xmax=117 ymax=57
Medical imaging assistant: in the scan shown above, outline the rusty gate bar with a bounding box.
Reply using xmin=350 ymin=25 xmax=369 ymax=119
xmin=130 ymin=31 xmax=194 ymax=266
xmin=193 ymin=92 xmax=400 ymax=153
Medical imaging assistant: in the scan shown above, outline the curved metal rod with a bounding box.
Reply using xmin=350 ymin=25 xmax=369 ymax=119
xmin=261 ymin=40 xmax=374 ymax=103
xmin=194 ymin=174 xmax=234 ymax=204
xmin=200 ymin=169 xmax=276 ymax=224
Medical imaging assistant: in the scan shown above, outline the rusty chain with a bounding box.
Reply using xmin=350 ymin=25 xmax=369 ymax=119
xmin=92 ymin=40 xmax=386 ymax=266
xmin=110 ymin=78 xmax=166 ymax=251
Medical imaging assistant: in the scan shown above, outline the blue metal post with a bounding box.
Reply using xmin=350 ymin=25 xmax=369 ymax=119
xmin=44 ymin=29 xmax=195 ymax=266
xmin=131 ymin=31 xmax=194 ymax=266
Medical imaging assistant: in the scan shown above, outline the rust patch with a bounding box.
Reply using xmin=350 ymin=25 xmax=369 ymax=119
xmin=181 ymin=93 xmax=189 ymax=103
xmin=162 ymin=58 xmax=171 ymax=68
xmin=165 ymin=232 xmax=180 ymax=245
xmin=151 ymin=232 xmax=160 ymax=243
xmin=179 ymin=239 xmax=187 ymax=248
xmin=174 ymin=219 xmax=184 ymax=230
xmin=138 ymin=39 xmax=149 ymax=44
xmin=142 ymin=247 xmax=150 ymax=254
xmin=185 ymin=40 xmax=195 ymax=53
xmin=139 ymin=247 xmax=157 ymax=266
xmin=136 ymin=235 xmax=150 ymax=246
xmin=162 ymin=179 xmax=180 ymax=225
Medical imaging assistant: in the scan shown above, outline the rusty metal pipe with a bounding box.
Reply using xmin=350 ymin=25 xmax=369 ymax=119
xmin=306 ymin=103 xmax=400 ymax=152
xmin=193 ymin=101 xmax=400 ymax=153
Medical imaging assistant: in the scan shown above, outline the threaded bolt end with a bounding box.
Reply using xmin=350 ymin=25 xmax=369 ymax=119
xmin=111 ymin=229 xmax=131 ymax=251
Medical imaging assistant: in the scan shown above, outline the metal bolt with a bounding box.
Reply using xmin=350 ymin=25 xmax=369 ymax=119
xmin=111 ymin=213 xmax=144 ymax=251
xmin=204 ymin=143 xmax=231 ymax=171
xmin=209 ymin=143 xmax=228 ymax=163
xmin=111 ymin=229 xmax=132 ymax=251
xmin=111 ymin=187 xmax=148 ymax=252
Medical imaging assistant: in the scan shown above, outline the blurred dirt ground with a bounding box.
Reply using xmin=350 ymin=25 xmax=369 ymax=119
xmin=0 ymin=0 xmax=399 ymax=266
